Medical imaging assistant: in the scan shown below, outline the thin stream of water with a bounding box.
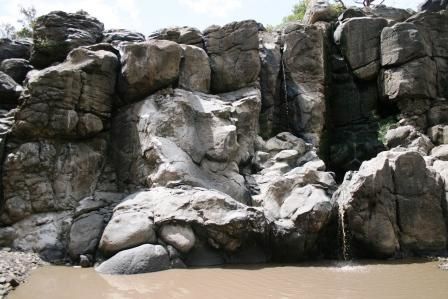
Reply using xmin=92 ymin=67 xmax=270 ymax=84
xmin=280 ymin=51 xmax=289 ymax=131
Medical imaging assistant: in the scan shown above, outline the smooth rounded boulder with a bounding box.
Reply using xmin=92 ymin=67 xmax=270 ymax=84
xmin=159 ymin=224 xmax=196 ymax=253
xmin=96 ymin=244 xmax=170 ymax=275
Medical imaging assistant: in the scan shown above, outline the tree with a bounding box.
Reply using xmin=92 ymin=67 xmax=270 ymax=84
xmin=281 ymin=0 xmax=345 ymax=24
xmin=0 ymin=23 xmax=17 ymax=39
xmin=282 ymin=0 xmax=310 ymax=23
xmin=16 ymin=6 xmax=36 ymax=38
xmin=0 ymin=6 xmax=36 ymax=39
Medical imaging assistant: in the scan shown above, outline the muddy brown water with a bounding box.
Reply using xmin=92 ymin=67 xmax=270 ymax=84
xmin=8 ymin=261 xmax=448 ymax=299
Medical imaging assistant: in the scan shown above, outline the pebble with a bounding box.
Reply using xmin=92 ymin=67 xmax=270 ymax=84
xmin=0 ymin=249 xmax=44 ymax=298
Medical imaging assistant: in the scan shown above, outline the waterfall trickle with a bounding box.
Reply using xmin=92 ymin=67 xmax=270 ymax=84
xmin=338 ymin=202 xmax=349 ymax=261
xmin=338 ymin=187 xmax=351 ymax=261
xmin=280 ymin=46 xmax=290 ymax=131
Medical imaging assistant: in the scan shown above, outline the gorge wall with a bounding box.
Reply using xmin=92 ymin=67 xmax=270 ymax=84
xmin=0 ymin=2 xmax=447 ymax=274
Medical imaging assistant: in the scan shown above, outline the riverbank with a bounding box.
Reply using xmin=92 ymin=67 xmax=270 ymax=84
xmin=0 ymin=248 xmax=44 ymax=299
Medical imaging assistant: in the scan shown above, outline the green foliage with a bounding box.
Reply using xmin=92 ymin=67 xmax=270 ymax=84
xmin=17 ymin=6 xmax=36 ymax=38
xmin=279 ymin=0 xmax=346 ymax=27
xmin=282 ymin=0 xmax=310 ymax=23
xmin=0 ymin=6 xmax=35 ymax=39
xmin=0 ymin=23 xmax=17 ymax=39
xmin=377 ymin=117 xmax=397 ymax=145
xmin=332 ymin=3 xmax=345 ymax=16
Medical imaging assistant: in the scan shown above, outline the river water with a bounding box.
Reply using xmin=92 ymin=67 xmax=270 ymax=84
xmin=8 ymin=261 xmax=448 ymax=299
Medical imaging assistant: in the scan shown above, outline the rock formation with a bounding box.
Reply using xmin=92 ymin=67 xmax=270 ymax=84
xmin=0 ymin=5 xmax=447 ymax=274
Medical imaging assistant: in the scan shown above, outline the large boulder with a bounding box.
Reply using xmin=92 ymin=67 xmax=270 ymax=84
xmin=96 ymin=244 xmax=170 ymax=275
xmin=13 ymin=48 xmax=118 ymax=139
xmin=102 ymin=187 xmax=266 ymax=254
xmin=408 ymin=10 xmax=448 ymax=58
xmin=0 ymin=58 xmax=33 ymax=84
xmin=117 ymin=40 xmax=183 ymax=103
xmin=366 ymin=5 xmax=413 ymax=22
xmin=111 ymin=88 xmax=260 ymax=203
xmin=102 ymin=29 xmax=145 ymax=45
xmin=282 ymin=23 xmax=328 ymax=145
xmin=381 ymin=57 xmax=437 ymax=100
xmin=178 ymin=45 xmax=211 ymax=93
xmin=385 ymin=125 xmax=434 ymax=154
xmin=68 ymin=212 xmax=105 ymax=260
xmin=334 ymin=17 xmax=388 ymax=80
xmin=31 ymin=11 xmax=104 ymax=68
xmin=381 ymin=23 xmax=431 ymax=67
xmin=159 ymin=224 xmax=196 ymax=253
xmin=303 ymin=0 xmax=336 ymax=24
xmin=254 ymin=165 xmax=337 ymax=260
xmin=0 ymin=38 xmax=31 ymax=63
xmin=334 ymin=151 xmax=447 ymax=258
xmin=148 ymin=26 xmax=204 ymax=48
xmin=98 ymin=210 xmax=157 ymax=256
xmin=204 ymin=20 xmax=260 ymax=93
xmin=0 ymin=71 xmax=22 ymax=109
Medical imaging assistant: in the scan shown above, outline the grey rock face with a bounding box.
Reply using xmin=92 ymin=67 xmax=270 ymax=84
xmin=0 ymin=58 xmax=33 ymax=84
xmin=68 ymin=212 xmax=105 ymax=260
xmin=251 ymin=132 xmax=337 ymax=260
xmin=112 ymin=88 xmax=260 ymax=203
xmin=13 ymin=48 xmax=118 ymax=139
xmin=99 ymin=210 xmax=157 ymax=256
xmin=428 ymin=125 xmax=448 ymax=144
xmin=96 ymin=244 xmax=170 ymax=275
xmin=31 ymin=11 xmax=104 ymax=68
xmin=338 ymin=8 xmax=365 ymax=21
xmin=148 ymin=26 xmax=204 ymax=48
xmin=0 ymin=212 xmax=73 ymax=262
xmin=366 ymin=5 xmax=413 ymax=22
xmin=118 ymin=40 xmax=183 ymax=103
xmin=1 ymin=138 xmax=107 ymax=224
xmin=0 ymin=71 xmax=22 ymax=109
xmin=431 ymin=144 xmax=448 ymax=160
xmin=178 ymin=45 xmax=211 ymax=93
xmin=102 ymin=29 xmax=145 ymax=45
xmin=282 ymin=23 xmax=328 ymax=145
xmin=385 ymin=125 xmax=434 ymax=155
xmin=381 ymin=23 xmax=430 ymax=67
xmin=258 ymin=31 xmax=281 ymax=138
xmin=335 ymin=17 xmax=388 ymax=80
xmin=204 ymin=20 xmax=260 ymax=93
xmin=0 ymin=38 xmax=31 ymax=63
xmin=335 ymin=151 xmax=447 ymax=258
xmin=381 ymin=57 xmax=437 ymax=100
xmin=419 ymin=0 xmax=448 ymax=12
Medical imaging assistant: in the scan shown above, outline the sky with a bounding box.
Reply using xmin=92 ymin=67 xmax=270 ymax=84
xmin=0 ymin=0 xmax=422 ymax=35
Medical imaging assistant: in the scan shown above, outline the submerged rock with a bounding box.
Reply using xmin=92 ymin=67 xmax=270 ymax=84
xmin=96 ymin=244 xmax=170 ymax=275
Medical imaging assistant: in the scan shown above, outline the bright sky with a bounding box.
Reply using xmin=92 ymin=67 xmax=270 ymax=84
xmin=0 ymin=0 xmax=422 ymax=35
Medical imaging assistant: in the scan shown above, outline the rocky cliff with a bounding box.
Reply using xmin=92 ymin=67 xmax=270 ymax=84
xmin=0 ymin=3 xmax=447 ymax=274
